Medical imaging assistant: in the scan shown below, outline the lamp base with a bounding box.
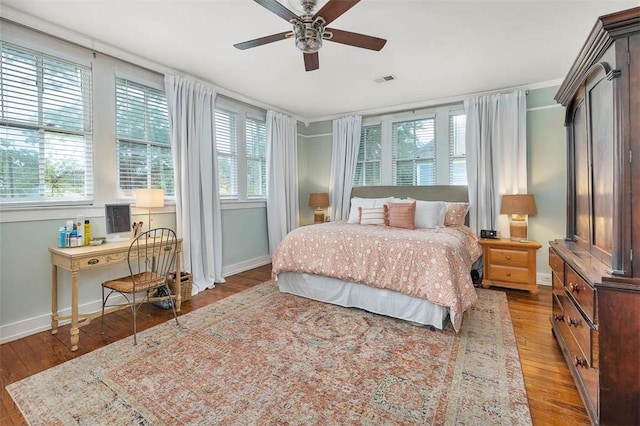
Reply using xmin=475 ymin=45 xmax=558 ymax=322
xmin=314 ymin=209 xmax=325 ymax=224
xmin=509 ymin=221 xmax=528 ymax=241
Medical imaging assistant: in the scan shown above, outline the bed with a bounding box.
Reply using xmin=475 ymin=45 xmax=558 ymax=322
xmin=271 ymin=186 xmax=482 ymax=332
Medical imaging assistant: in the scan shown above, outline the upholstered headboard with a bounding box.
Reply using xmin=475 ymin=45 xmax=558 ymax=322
xmin=351 ymin=185 xmax=469 ymax=202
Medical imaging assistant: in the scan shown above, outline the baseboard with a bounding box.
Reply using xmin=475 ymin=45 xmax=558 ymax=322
xmin=0 ymin=293 xmax=128 ymax=345
xmin=537 ymin=272 xmax=552 ymax=287
xmin=221 ymin=255 xmax=272 ymax=278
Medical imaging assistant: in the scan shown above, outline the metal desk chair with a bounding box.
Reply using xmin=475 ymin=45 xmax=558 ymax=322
xmin=101 ymin=228 xmax=180 ymax=344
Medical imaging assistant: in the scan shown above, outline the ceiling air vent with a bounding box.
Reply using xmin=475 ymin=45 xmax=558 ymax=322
xmin=375 ymin=75 xmax=396 ymax=83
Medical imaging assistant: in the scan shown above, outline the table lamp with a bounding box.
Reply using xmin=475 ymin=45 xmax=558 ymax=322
xmin=500 ymin=194 xmax=537 ymax=241
xmin=136 ymin=188 xmax=165 ymax=232
xmin=309 ymin=192 xmax=330 ymax=224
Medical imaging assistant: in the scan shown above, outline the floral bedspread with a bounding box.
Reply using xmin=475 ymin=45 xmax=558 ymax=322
xmin=271 ymin=222 xmax=482 ymax=331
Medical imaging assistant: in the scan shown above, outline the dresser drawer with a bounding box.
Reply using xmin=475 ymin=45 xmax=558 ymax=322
xmin=566 ymin=266 xmax=596 ymax=323
xmin=552 ymin=274 xmax=564 ymax=298
xmin=549 ymin=248 xmax=564 ymax=282
xmin=553 ymin=315 xmax=599 ymax=417
xmin=487 ymin=247 xmax=529 ymax=267
xmin=487 ymin=264 xmax=529 ymax=284
xmin=560 ymin=293 xmax=594 ymax=365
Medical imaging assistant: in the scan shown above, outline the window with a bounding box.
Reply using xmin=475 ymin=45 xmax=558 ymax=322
xmin=355 ymin=124 xmax=381 ymax=186
xmin=115 ymin=78 xmax=172 ymax=198
xmin=0 ymin=42 xmax=92 ymax=206
xmin=449 ymin=113 xmax=467 ymax=185
xmin=354 ymin=108 xmax=466 ymax=186
xmin=392 ymin=118 xmax=436 ymax=185
xmin=215 ymin=108 xmax=238 ymax=198
xmin=246 ymin=116 xmax=266 ymax=198
xmin=214 ymin=98 xmax=267 ymax=201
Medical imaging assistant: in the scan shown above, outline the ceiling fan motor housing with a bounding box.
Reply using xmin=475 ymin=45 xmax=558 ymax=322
xmin=293 ymin=17 xmax=326 ymax=53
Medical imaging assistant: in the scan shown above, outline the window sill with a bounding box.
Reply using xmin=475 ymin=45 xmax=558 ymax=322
xmin=221 ymin=200 xmax=266 ymax=210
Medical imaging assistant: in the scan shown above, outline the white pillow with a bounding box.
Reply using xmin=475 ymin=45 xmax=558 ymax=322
xmin=407 ymin=198 xmax=447 ymax=228
xmin=358 ymin=206 xmax=385 ymax=225
xmin=347 ymin=197 xmax=394 ymax=223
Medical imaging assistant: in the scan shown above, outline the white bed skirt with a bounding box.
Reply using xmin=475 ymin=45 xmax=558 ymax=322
xmin=276 ymin=272 xmax=449 ymax=329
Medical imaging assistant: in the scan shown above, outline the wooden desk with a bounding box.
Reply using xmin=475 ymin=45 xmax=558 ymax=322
xmin=49 ymin=238 xmax=183 ymax=351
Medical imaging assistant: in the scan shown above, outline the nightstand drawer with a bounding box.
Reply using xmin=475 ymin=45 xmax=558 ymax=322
xmin=487 ymin=247 xmax=529 ymax=267
xmin=566 ymin=266 xmax=596 ymax=323
xmin=487 ymin=264 xmax=529 ymax=284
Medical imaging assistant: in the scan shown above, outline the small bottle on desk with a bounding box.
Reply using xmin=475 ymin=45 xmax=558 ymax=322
xmin=84 ymin=220 xmax=91 ymax=246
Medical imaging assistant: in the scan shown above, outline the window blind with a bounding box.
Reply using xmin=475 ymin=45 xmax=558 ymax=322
xmin=215 ymin=108 xmax=238 ymax=197
xmin=0 ymin=42 xmax=93 ymax=205
xmin=354 ymin=124 xmax=381 ymax=186
xmin=115 ymin=78 xmax=172 ymax=197
xmin=246 ymin=116 xmax=266 ymax=198
xmin=392 ymin=118 xmax=435 ymax=185
xmin=449 ymin=113 xmax=467 ymax=185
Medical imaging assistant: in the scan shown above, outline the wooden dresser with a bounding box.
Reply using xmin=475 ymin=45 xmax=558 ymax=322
xmin=552 ymin=7 xmax=640 ymax=425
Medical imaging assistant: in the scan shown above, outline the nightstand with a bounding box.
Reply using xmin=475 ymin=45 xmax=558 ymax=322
xmin=479 ymin=238 xmax=541 ymax=294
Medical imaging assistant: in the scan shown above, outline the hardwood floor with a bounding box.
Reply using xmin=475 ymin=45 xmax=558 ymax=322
xmin=1 ymin=264 xmax=589 ymax=425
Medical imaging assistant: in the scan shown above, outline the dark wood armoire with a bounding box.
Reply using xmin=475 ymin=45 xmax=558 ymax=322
xmin=551 ymin=6 xmax=640 ymax=426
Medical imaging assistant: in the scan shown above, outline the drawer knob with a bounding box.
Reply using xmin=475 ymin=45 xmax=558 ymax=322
xmin=88 ymin=259 xmax=99 ymax=265
xmin=554 ymin=314 xmax=565 ymax=322
xmin=506 ymin=255 xmax=511 ymax=260
xmin=569 ymin=282 xmax=581 ymax=293
xmin=575 ymin=356 xmax=588 ymax=368
xmin=566 ymin=317 xmax=579 ymax=327
xmin=506 ymin=272 xmax=512 ymax=277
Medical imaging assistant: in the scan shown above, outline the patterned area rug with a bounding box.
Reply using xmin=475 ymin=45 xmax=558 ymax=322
xmin=7 ymin=282 xmax=531 ymax=425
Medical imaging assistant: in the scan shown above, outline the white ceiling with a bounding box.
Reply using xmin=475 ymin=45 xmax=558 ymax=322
xmin=2 ymin=0 xmax=639 ymax=122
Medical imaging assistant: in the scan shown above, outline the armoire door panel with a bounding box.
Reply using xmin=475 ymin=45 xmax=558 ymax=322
xmin=587 ymin=74 xmax=614 ymax=263
xmin=630 ymin=33 xmax=640 ymax=278
xmin=573 ymin=101 xmax=590 ymax=246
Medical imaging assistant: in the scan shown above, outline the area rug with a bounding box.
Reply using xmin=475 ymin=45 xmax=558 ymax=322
xmin=7 ymin=281 xmax=531 ymax=425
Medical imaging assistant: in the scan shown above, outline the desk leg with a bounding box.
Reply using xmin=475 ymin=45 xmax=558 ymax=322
xmin=175 ymin=252 xmax=182 ymax=312
xmin=51 ymin=264 xmax=58 ymax=334
xmin=70 ymin=270 xmax=79 ymax=351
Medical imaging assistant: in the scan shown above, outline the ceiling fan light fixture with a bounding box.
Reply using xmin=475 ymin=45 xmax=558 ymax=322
xmin=293 ymin=17 xmax=326 ymax=53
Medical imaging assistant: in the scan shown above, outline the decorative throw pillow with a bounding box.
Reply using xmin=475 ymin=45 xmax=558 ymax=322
xmin=444 ymin=202 xmax=470 ymax=227
xmin=347 ymin=197 xmax=394 ymax=223
xmin=384 ymin=201 xmax=416 ymax=230
xmin=358 ymin=206 xmax=385 ymax=225
xmin=407 ymin=198 xmax=447 ymax=228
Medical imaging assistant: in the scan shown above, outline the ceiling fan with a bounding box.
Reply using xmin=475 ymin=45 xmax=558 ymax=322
xmin=234 ymin=0 xmax=387 ymax=72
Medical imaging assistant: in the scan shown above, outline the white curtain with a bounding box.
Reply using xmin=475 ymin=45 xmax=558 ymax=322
xmin=464 ymin=90 xmax=527 ymax=237
xmin=164 ymin=75 xmax=224 ymax=292
xmin=329 ymin=115 xmax=362 ymax=221
xmin=266 ymin=110 xmax=299 ymax=254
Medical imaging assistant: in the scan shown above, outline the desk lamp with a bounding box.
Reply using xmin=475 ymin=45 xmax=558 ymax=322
xmin=500 ymin=194 xmax=537 ymax=241
xmin=136 ymin=188 xmax=165 ymax=232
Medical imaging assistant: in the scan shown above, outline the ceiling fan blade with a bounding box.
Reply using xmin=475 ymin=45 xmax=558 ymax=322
xmin=253 ymin=0 xmax=299 ymax=22
xmin=325 ymin=28 xmax=386 ymax=51
xmin=304 ymin=52 xmax=319 ymax=71
xmin=314 ymin=0 xmax=361 ymax=25
xmin=234 ymin=31 xmax=291 ymax=50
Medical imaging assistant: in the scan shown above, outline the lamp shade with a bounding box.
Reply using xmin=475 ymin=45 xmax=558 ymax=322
xmin=500 ymin=194 xmax=537 ymax=215
xmin=136 ymin=188 xmax=165 ymax=208
xmin=309 ymin=192 xmax=330 ymax=208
